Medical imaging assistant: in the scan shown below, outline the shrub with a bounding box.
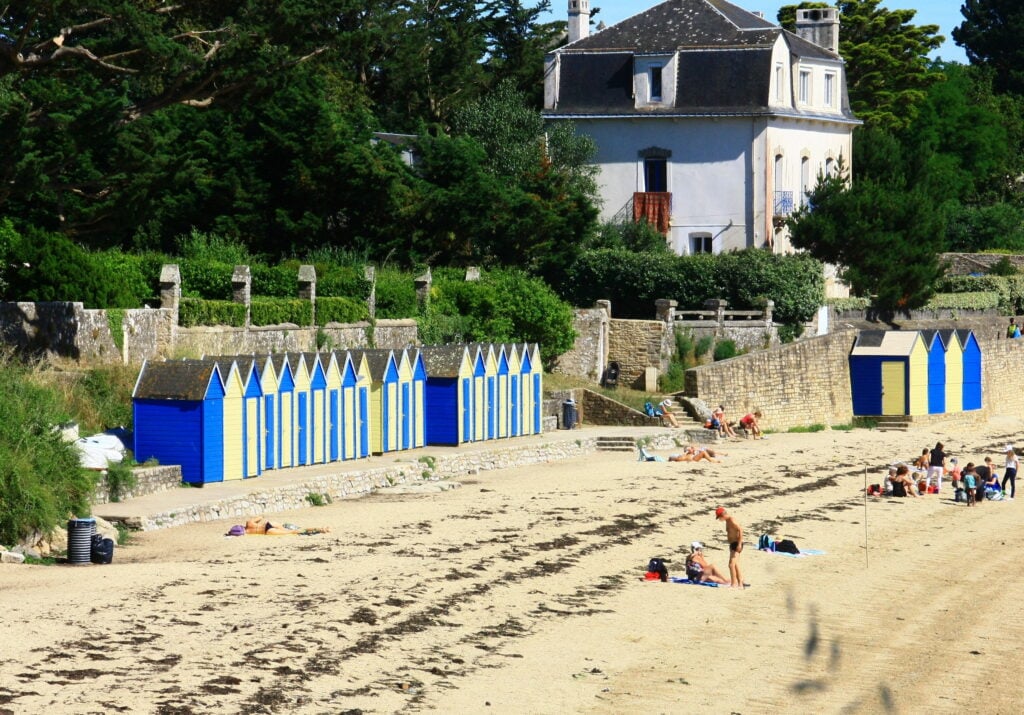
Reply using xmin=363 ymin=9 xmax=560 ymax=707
xmin=179 ymin=259 xmax=234 ymax=299
xmin=0 ymin=359 xmax=98 ymax=545
xmin=107 ymin=309 xmax=125 ymax=351
xmin=176 ymin=230 xmax=251 ymax=265
xmin=776 ymin=322 xmax=804 ymax=344
xmin=374 ymin=268 xmax=418 ymax=318
xmin=251 ymin=264 xmax=297 ymax=297
xmin=250 ymin=298 xmax=312 ymax=326
xmin=713 ymin=339 xmax=738 ymax=361
xmin=178 ymin=298 xmax=246 ymax=327
xmin=694 ymin=335 xmax=713 ymax=358
xmin=659 ymin=361 xmax=686 ymax=392
xmin=104 ymin=458 xmax=138 ymax=503
xmin=988 ymin=256 xmax=1018 ymax=276
xmin=316 ymin=296 xmax=370 ymax=325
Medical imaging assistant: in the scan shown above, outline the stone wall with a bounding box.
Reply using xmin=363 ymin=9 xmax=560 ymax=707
xmin=552 ymin=306 xmax=608 ymax=382
xmin=608 ymin=318 xmax=671 ymax=389
xmin=93 ymin=465 xmax=183 ymax=505
xmin=980 ymin=334 xmax=1024 ymax=417
xmin=122 ymin=308 xmax=176 ymax=364
xmin=0 ymin=302 xmax=120 ymax=363
xmin=684 ymin=330 xmax=858 ymax=430
xmin=580 ymin=389 xmax=662 ymax=427
xmin=940 ymin=252 xmax=1024 ymax=276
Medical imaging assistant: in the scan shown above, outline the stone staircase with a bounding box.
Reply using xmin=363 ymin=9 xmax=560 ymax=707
xmin=874 ymin=416 xmax=910 ymax=432
xmin=595 ymin=436 xmax=638 ymax=453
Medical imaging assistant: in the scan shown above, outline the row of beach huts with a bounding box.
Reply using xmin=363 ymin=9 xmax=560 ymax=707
xmin=132 ymin=344 xmax=543 ymax=484
xmin=849 ymin=329 xmax=982 ymax=416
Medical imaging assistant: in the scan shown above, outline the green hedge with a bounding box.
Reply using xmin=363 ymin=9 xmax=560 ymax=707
xmin=564 ymin=248 xmax=824 ymax=324
xmin=924 ymin=291 xmax=1001 ymax=311
xmin=316 ymin=296 xmax=370 ymax=325
xmin=251 ymin=298 xmax=312 ymax=326
xmin=827 ymin=297 xmax=872 ymax=312
xmin=936 ymin=274 xmax=1024 ymax=314
xmin=179 ymin=298 xmax=246 ymax=327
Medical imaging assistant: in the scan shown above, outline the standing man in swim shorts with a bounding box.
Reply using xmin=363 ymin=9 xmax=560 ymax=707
xmin=715 ymin=506 xmax=744 ymax=588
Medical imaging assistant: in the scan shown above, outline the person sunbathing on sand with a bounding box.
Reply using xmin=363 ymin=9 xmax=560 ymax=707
xmin=245 ymin=518 xmax=330 ymax=535
xmin=668 ymin=445 xmax=726 ymax=463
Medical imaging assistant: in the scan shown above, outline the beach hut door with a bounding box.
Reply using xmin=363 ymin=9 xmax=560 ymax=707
xmin=881 ymin=362 xmax=905 ymax=415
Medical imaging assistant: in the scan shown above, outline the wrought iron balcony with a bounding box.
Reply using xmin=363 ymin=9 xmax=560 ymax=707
xmin=773 ymin=190 xmax=794 ymax=216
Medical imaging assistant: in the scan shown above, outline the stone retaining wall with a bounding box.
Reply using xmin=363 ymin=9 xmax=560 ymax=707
xmin=114 ymin=438 xmax=600 ymax=531
xmin=93 ymin=465 xmax=183 ymax=505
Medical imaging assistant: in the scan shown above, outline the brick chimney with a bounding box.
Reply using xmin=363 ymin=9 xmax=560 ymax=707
xmin=568 ymin=0 xmax=590 ymax=44
xmin=795 ymin=7 xmax=840 ymax=55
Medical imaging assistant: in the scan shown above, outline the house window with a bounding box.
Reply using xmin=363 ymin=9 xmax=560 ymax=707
xmin=801 ymin=157 xmax=810 ymax=205
xmin=799 ymin=70 xmax=811 ymax=104
xmin=775 ymin=64 xmax=784 ymax=102
xmin=650 ymin=65 xmax=663 ymax=101
xmin=691 ymin=232 xmax=713 ymax=254
xmin=824 ymin=73 xmax=835 ymax=107
xmin=644 ymin=157 xmax=667 ymax=192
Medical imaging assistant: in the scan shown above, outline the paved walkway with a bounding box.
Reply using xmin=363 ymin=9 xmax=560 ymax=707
xmin=95 ymin=425 xmax=677 ymax=531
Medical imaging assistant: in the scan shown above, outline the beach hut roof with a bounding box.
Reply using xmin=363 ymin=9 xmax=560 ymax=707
xmin=419 ymin=345 xmax=468 ymax=377
xmin=351 ymin=349 xmax=395 ymax=377
xmin=851 ymin=330 xmax=921 ymax=357
xmin=133 ymin=360 xmax=223 ymax=400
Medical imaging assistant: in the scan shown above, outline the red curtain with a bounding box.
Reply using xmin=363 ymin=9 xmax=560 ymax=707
xmin=633 ymin=192 xmax=671 ymax=235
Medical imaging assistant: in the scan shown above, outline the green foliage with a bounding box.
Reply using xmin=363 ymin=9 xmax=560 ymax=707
xmin=658 ymin=361 xmax=686 ymax=393
xmin=250 ymin=298 xmax=312 ymax=326
xmin=788 ymin=424 xmax=826 ymax=433
xmin=924 ymin=292 xmax=1000 ymax=311
xmin=176 ymin=231 xmax=251 ymax=265
xmin=0 ymin=359 xmax=98 ymax=545
xmin=694 ymin=336 xmax=713 ymax=358
xmin=305 ymin=493 xmax=328 ymax=507
xmin=936 ymin=274 xmax=1024 ymax=314
xmin=179 ymin=259 xmax=233 ymax=300
xmin=776 ymin=323 xmax=804 ymax=344
xmin=989 ymin=257 xmax=1018 ymax=276
xmin=423 ymin=268 xmax=576 ymax=364
xmin=374 ymin=268 xmax=419 ymax=319
xmin=588 ymin=220 xmax=671 ymax=253
xmin=107 ymin=309 xmax=125 ymax=351
xmin=953 ymin=0 xmax=1024 ymax=95
xmin=713 ymin=340 xmax=738 ymax=361
xmin=251 ymin=264 xmax=297 ymax=297
xmin=828 ymin=297 xmax=872 ymax=312
xmin=787 ymin=163 xmax=945 ymax=311
xmin=316 ymin=297 xmax=370 ymax=325
xmin=178 ymin=298 xmax=246 ymax=327
xmin=781 ymin=1 xmax=943 ymax=131
xmin=564 ymin=249 xmax=823 ymax=323
xmin=104 ymin=459 xmax=138 ymax=503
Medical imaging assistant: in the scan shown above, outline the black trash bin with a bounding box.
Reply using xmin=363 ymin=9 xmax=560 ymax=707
xmin=67 ymin=517 xmax=96 ymax=565
xmin=562 ymin=399 xmax=578 ymax=430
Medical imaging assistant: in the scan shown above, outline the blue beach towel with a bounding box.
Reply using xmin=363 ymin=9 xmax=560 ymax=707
xmin=670 ymin=577 xmax=720 ymax=587
xmin=768 ymin=549 xmax=826 ymax=558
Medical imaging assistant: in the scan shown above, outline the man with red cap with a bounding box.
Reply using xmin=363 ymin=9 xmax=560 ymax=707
xmin=715 ymin=506 xmax=745 ymax=588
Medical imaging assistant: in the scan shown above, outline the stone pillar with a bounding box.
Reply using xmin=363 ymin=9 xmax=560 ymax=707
xmin=415 ymin=267 xmax=432 ymax=312
xmin=465 ymin=266 xmax=480 ymax=281
xmin=159 ymin=264 xmax=180 ymax=312
xmin=298 ymin=264 xmax=316 ymax=327
xmin=705 ymin=298 xmax=728 ymax=326
xmin=596 ymin=299 xmax=612 ymax=317
xmin=364 ymin=264 xmax=376 ymax=320
xmin=232 ymin=265 xmax=251 ymax=327
xmin=655 ymin=298 xmax=677 ymax=323
xmin=764 ymin=299 xmax=774 ymax=324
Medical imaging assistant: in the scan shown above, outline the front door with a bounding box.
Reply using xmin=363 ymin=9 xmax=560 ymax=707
xmin=881 ymin=362 xmax=905 ymax=415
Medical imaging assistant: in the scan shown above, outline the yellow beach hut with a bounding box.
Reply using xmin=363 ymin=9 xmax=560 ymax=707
xmin=301 ymin=352 xmax=329 ymax=464
xmin=286 ymin=353 xmax=313 ymax=466
xmin=939 ymin=329 xmax=963 ymax=413
xmin=271 ymin=355 xmax=296 ymax=469
xmin=354 ymin=349 xmax=400 ymax=454
xmin=210 ymin=358 xmax=245 ymax=481
xmin=253 ymin=355 xmax=279 ymax=471
xmin=504 ymin=344 xmax=522 ymax=437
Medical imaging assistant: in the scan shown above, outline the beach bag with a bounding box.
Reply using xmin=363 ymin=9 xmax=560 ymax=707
xmin=90 ymin=534 xmax=114 ymax=564
xmin=647 ymin=557 xmax=668 ymax=582
xmin=986 ymin=489 xmax=1003 ymax=501
xmin=757 ymin=534 xmax=775 ymax=552
xmin=644 ymin=402 xmax=656 ymax=417
xmin=775 ymin=539 xmax=800 ymax=554
xmin=227 ymin=524 xmax=246 ymax=536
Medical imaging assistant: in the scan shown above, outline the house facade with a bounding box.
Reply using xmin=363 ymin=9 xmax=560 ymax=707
xmin=543 ymin=0 xmax=859 ymax=255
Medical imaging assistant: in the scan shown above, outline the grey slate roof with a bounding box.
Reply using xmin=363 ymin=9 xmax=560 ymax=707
xmin=551 ymin=0 xmax=854 ymax=119
xmin=854 ymin=330 xmax=886 ymax=349
xmin=134 ymin=360 xmax=221 ymax=401
xmin=419 ymin=345 xmax=468 ymax=377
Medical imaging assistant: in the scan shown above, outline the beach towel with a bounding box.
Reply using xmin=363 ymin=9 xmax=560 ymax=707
xmin=669 ymin=577 xmax=720 ymax=587
xmin=765 ymin=549 xmax=826 ymax=558
xmin=637 ymin=447 xmax=667 ymax=462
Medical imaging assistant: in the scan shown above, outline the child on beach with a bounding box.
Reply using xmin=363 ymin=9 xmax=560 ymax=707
xmin=962 ymin=464 xmax=977 ymax=506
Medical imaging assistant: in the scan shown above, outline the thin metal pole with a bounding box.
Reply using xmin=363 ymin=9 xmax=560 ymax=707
xmin=864 ymin=466 xmax=869 ymax=568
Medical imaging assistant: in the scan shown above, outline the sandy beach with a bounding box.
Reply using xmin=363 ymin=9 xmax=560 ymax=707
xmin=2 ymin=417 xmax=1024 ymax=714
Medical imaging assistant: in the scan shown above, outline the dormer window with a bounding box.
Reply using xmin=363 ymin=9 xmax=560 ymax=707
xmin=650 ymin=65 xmax=663 ymax=101
xmin=824 ymin=72 xmax=835 ymax=107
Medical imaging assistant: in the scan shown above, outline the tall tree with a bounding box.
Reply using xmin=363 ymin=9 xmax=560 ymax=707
xmin=779 ymin=1 xmax=944 ymax=131
xmin=481 ymin=0 xmax=564 ymax=106
xmin=953 ymin=0 xmax=1024 ymax=95
xmin=787 ymin=162 xmax=945 ymax=310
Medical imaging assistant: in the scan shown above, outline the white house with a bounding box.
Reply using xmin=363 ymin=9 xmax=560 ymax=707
xmin=543 ymin=0 xmax=859 ymax=255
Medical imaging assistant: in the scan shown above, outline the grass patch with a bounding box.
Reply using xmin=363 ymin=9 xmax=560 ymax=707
xmin=788 ymin=424 xmax=826 ymax=433
xmin=418 ymin=455 xmax=437 ymax=470
xmin=831 ymin=423 xmax=857 ymax=431
xmin=853 ymin=416 xmax=879 ymax=430
xmin=305 ymin=493 xmax=330 ymax=507
xmin=104 ymin=458 xmax=138 ymax=503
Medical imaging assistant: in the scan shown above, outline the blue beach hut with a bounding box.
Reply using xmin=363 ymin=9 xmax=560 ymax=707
xmin=301 ymin=353 xmax=329 ymax=464
xmin=132 ymin=360 xmax=226 ymax=484
xmin=939 ymin=329 xmax=963 ymax=413
xmin=526 ymin=343 xmax=543 ymax=433
xmin=348 ymin=351 xmax=373 ymax=458
xmin=920 ymin=330 xmax=947 ymax=415
xmin=957 ymin=329 xmax=982 ymax=411
xmin=496 ymin=345 xmax=511 ymax=439
xmin=408 ymin=348 xmax=427 ymax=448
xmin=271 ymin=355 xmax=296 ymax=469
xmin=354 ymin=349 xmax=400 ymax=454
xmin=421 ymin=345 xmax=474 ymax=446
xmin=849 ymin=331 xmax=928 ymax=416
xmin=285 ymin=354 xmax=313 ymax=466
xmin=253 ymin=355 xmax=279 ymax=471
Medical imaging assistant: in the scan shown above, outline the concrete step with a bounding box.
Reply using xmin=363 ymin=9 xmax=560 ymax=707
xmin=595 ymin=437 xmax=637 ymax=452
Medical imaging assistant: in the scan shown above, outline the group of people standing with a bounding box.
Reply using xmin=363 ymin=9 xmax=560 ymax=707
xmin=890 ymin=441 xmax=1018 ymax=502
